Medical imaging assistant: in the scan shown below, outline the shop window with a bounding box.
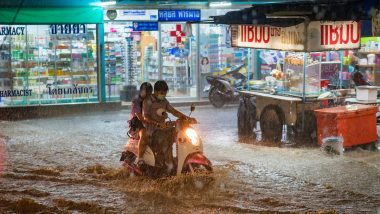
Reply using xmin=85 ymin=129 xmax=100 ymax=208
xmin=104 ymin=22 xmax=159 ymax=102
xmin=160 ymin=23 xmax=198 ymax=98
xmin=199 ymin=24 xmax=249 ymax=98
xmin=0 ymin=24 xmax=98 ymax=106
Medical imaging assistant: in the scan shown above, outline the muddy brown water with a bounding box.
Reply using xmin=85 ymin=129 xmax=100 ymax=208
xmin=0 ymin=106 xmax=379 ymax=213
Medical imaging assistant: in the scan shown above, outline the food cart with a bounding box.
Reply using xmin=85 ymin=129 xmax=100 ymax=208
xmin=233 ymin=21 xmax=365 ymax=142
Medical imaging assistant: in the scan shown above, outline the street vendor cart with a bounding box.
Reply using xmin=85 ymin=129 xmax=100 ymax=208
xmin=232 ymin=20 xmax=366 ymax=143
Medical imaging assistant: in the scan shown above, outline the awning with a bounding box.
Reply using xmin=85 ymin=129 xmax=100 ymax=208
xmin=0 ymin=7 xmax=103 ymax=24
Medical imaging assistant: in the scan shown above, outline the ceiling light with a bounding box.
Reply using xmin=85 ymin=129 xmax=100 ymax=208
xmin=92 ymin=1 xmax=116 ymax=7
xmin=209 ymin=1 xmax=232 ymax=8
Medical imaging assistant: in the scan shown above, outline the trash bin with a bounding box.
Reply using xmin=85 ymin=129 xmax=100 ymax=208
xmin=314 ymin=104 xmax=378 ymax=148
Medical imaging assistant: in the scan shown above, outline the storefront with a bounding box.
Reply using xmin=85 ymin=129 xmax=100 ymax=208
xmin=103 ymin=9 xmax=250 ymax=101
xmin=0 ymin=7 xmax=103 ymax=106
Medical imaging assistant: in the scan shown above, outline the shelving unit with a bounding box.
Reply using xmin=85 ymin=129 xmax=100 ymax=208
xmin=104 ymin=34 xmax=126 ymax=100
xmin=356 ymin=50 xmax=380 ymax=86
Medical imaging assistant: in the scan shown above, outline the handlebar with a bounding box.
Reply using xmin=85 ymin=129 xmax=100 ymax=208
xmin=155 ymin=118 xmax=198 ymax=129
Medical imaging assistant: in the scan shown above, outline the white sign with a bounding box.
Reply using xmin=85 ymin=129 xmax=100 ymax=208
xmin=307 ymin=21 xmax=361 ymax=52
xmin=104 ymin=10 xmax=158 ymax=21
xmin=231 ymin=23 xmax=306 ymax=51
xmin=231 ymin=21 xmax=361 ymax=52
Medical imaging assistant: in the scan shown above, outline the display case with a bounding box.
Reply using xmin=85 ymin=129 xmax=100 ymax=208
xmin=250 ymin=50 xmax=343 ymax=98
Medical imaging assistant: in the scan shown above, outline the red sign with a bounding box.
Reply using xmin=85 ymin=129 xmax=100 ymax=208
xmin=170 ymin=24 xmax=185 ymax=43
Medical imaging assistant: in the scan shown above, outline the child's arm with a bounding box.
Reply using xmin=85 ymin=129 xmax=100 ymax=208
xmin=167 ymin=103 xmax=188 ymax=119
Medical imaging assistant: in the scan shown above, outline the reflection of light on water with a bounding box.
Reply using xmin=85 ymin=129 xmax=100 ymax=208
xmin=0 ymin=134 xmax=6 ymax=176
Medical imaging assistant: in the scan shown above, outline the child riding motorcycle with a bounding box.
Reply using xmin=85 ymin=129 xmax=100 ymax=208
xmin=142 ymin=80 xmax=194 ymax=171
xmin=127 ymin=82 xmax=153 ymax=164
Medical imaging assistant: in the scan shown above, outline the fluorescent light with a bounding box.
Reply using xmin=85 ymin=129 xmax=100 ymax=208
xmin=209 ymin=1 xmax=232 ymax=7
xmin=92 ymin=1 xmax=116 ymax=7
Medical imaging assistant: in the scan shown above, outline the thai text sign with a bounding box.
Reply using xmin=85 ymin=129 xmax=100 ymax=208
xmin=231 ymin=23 xmax=306 ymax=51
xmin=307 ymin=21 xmax=360 ymax=51
xmin=104 ymin=10 xmax=158 ymax=21
xmin=158 ymin=10 xmax=201 ymax=22
xmin=231 ymin=21 xmax=361 ymax=52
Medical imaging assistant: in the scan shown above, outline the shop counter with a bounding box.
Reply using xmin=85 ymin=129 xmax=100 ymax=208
xmin=314 ymin=104 xmax=378 ymax=148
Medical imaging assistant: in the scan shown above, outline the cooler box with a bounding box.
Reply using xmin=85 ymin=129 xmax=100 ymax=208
xmin=314 ymin=104 xmax=378 ymax=148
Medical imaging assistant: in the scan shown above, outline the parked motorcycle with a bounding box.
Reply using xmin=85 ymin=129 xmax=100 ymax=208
xmin=120 ymin=105 xmax=212 ymax=178
xmin=204 ymin=64 xmax=247 ymax=108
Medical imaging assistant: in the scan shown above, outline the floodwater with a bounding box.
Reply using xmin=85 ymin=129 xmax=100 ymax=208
xmin=0 ymin=106 xmax=379 ymax=213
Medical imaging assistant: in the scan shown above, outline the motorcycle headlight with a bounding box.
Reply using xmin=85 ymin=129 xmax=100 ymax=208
xmin=185 ymin=128 xmax=199 ymax=146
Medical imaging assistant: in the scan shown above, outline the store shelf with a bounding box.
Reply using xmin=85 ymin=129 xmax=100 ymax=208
xmin=357 ymin=64 xmax=380 ymax=68
xmin=358 ymin=51 xmax=380 ymax=55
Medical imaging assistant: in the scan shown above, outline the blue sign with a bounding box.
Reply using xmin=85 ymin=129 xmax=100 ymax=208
xmin=158 ymin=10 xmax=201 ymax=22
xmin=132 ymin=22 xmax=158 ymax=31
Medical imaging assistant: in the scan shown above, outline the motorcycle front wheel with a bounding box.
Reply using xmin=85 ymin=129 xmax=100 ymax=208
xmin=209 ymin=87 xmax=225 ymax=108
xmin=183 ymin=163 xmax=213 ymax=174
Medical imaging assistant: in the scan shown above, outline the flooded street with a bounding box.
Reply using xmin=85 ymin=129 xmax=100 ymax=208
xmin=0 ymin=106 xmax=380 ymax=213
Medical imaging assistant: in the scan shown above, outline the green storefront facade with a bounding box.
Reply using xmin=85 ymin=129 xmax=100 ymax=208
xmin=0 ymin=0 xmax=250 ymax=107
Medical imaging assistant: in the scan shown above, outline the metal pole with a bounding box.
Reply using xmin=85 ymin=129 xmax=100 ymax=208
xmin=339 ymin=51 xmax=343 ymax=89
xmin=196 ymin=23 xmax=201 ymax=100
xmin=98 ymin=24 xmax=106 ymax=103
xmin=247 ymin=48 xmax=251 ymax=90
xmin=158 ymin=22 xmax=163 ymax=80
xmin=302 ymin=52 xmax=307 ymax=131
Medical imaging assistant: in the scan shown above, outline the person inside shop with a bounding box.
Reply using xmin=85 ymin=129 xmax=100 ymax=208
xmin=352 ymin=64 xmax=371 ymax=86
xmin=200 ymin=56 xmax=210 ymax=74
xmin=171 ymin=42 xmax=189 ymax=59
xmin=126 ymin=82 xmax=153 ymax=165
xmin=142 ymin=80 xmax=194 ymax=171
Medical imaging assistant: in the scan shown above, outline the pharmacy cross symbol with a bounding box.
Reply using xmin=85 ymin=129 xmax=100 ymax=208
xmin=170 ymin=24 xmax=185 ymax=43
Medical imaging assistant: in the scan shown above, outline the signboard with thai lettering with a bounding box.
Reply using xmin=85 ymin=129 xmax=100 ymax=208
xmin=132 ymin=22 xmax=158 ymax=31
xmin=158 ymin=10 xmax=201 ymax=22
xmin=307 ymin=21 xmax=361 ymax=52
xmin=50 ymin=24 xmax=86 ymax=35
xmin=104 ymin=10 xmax=158 ymax=21
xmin=231 ymin=23 xmax=305 ymax=51
xmin=231 ymin=21 xmax=361 ymax=52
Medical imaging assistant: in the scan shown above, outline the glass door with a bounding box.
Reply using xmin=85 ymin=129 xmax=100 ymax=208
xmin=160 ymin=23 xmax=197 ymax=98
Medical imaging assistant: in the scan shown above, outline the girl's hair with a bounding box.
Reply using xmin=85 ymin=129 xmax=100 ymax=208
xmin=140 ymin=82 xmax=153 ymax=94
xmin=201 ymin=57 xmax=209 ymax=65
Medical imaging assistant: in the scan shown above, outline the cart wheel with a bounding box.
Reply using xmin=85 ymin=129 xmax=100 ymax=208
xmin=260 ymin=105 xmax=284 ymax=142
xmin=209 ymin=86 xmax=225 ymax=108
xmin=238 ymin=97 xmax=256 ymax=135
xmin=295 ymin=111 xmax=317 ymax=144
xmin=362 ymin=142 xmax=378 ymax=151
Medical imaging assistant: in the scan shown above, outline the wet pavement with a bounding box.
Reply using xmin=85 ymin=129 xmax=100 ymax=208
xmin=0 ymin=105 xmax=379 ymax=213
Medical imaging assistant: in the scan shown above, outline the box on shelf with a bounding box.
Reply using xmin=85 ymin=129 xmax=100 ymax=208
xmin=356 ymin=86 xmax=378 ymax=101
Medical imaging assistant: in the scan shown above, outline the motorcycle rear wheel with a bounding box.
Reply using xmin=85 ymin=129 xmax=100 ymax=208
xmin=209 ymin=87 xmax=225 ymax=108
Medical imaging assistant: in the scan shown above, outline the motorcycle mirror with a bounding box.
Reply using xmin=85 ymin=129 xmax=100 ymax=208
xmin=190 ymin=104 xmax=195 ymax=112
